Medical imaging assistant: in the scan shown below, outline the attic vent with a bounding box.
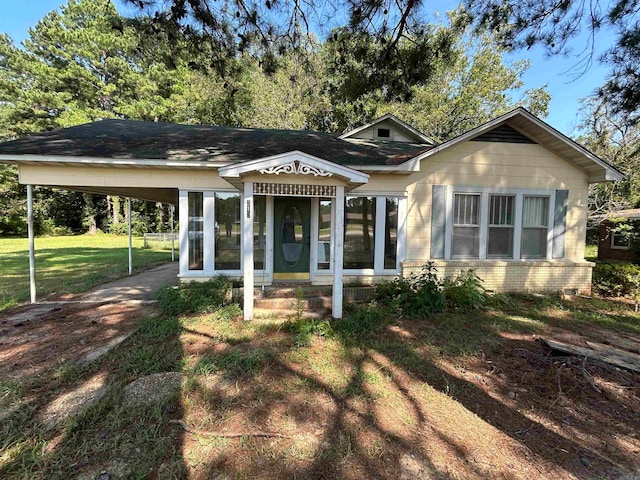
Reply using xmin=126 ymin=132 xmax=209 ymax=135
xmin=471 ymin=124 xmax=537 ymax=144
xmin=377 ymin=128 xmax=391 ymax=138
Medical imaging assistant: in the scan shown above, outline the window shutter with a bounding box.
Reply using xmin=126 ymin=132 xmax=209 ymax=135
xmin=431 ymin=185 xmax=447 ymax=258
xmin=553 ymin=190 xmax=569 ymax=259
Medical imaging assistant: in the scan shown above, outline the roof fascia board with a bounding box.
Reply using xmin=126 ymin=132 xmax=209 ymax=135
xmin=339 ymin=114 xmax=436 ymax=145
xmin=405 ymin=108 xmax=624 ymax=183
xmin=0 ymin=154 xmax=226 ymax=168
xmin=218 ymin=150 xmax=370 ymax=184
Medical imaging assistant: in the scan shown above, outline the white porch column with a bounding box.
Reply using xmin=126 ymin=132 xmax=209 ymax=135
xmin=243 ymin=182 xmax=254 ymax=320
xmin=178 ymin=191 xmax=189 ymax=275
xmin=170 ymin=204 xmax=175 ymax=262
xmin=127 ymin=197 xmax=132 ymax=275
xmin=27 ymin=184 xmax=36 ymax=304
xmin=333 ymin=185 xmax=345 ymax=318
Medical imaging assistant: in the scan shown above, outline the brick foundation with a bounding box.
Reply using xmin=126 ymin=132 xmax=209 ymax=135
xmin=402 ymin=260 xmax=594 ymax=295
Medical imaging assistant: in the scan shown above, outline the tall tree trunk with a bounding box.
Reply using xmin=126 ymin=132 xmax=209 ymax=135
xmin=156 ymin=202 xmax=164 ymax=232
xmin=112 ymin=196 xmax=120 ymax=224
xmin=83 ymin=193 xmax=97 ymax=235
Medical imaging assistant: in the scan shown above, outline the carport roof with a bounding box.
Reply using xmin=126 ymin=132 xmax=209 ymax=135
xmin=0 ymin=119 xmax=432 ymax=167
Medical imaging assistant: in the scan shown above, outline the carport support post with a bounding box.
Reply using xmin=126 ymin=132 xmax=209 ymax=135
xmin=242 ymin=182 xmax=254 ymax=320
xmin=127 ymin=197 xmax=132 ymax=276
xmin=332 ymin=185 xmax=344 ymax=319
xmin=27 ymin=184 xmax=36 ymax=304
xmin=170 ymin=205 xmax=175 ymax=262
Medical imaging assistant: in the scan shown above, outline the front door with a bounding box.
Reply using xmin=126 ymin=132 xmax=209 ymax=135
xmin=273 ymin=197 xmax=311 ymax=280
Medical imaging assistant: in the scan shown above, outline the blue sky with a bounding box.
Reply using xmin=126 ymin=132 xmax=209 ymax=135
xmin=0 ymin=0 xmax=616 ymax=136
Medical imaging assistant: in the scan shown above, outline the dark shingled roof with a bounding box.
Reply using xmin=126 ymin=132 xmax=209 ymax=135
xmin=0 ymin=119 xmax=433 ymax=166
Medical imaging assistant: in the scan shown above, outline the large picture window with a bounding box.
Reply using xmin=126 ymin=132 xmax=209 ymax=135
xmin=344 ymin=196 xmax=376 ymax=269
xmin=188 ymin=192 xmax=203 ymax=270
xmin=488 ymin=195 xmax=515 ymax=258
xmin=214 ymin=193 xmax=241 ymax=270
xmin=452 ymin=193 xmax=480 ymax=258
xmin=521 ymin=196 xmax=549 ymax=258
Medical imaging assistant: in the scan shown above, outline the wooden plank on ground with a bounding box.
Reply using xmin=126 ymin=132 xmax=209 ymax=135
xmin=541 ymin=338 xmax=640 ymax=373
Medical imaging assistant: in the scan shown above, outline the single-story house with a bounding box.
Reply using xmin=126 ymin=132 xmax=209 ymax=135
xmin=0 ymin=108 xmax=623 ymax=319
xmin=596 ymin=209 xmax=640 ymax=262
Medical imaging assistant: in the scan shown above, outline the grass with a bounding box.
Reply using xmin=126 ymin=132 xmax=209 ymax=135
xmin=0 ymin=234 xmax=174 ymax=310
xmin=2 ymin=289 xmax=640 ymax=478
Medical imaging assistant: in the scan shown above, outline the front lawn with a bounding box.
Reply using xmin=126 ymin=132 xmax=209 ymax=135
xmin=1 ymin=293 xmax=639 ymax=479
xmin=0 ymin=234 xmax=174 ymax=310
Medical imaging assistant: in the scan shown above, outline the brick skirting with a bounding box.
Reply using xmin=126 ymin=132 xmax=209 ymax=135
xmin=402 ymin=260 xmax=594 ymax=295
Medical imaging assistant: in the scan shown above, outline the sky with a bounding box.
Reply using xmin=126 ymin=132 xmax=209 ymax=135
xmin=0 ymin=0 xmax=617 ymax=136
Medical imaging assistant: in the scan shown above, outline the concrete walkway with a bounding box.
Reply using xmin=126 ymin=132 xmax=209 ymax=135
xmin=1 ymin=262 xmax=179 ymax=327
xmin=75 ymin=262 xmax=179 ymax=302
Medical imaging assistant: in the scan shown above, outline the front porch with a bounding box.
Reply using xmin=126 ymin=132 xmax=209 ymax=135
xmin=178 ymin=151 xmax=406 ymax=320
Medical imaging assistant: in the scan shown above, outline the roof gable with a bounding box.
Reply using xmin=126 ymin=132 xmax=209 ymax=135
xmin=339 ymin=114 xmax=436 ymax=145
xmin=408 ymin=108 xmax=623 ymax=183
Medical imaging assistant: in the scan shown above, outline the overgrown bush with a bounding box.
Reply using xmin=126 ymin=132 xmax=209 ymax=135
xmin=375 ymin=263 xmax=491 ymax=317
xmin=375 ymin=262 xmax=445 ymax=318
xmin=442 ymin=270 xmax=487 ymax=310
xmin=592 ymin=262 xmax=640 ymax=299
xmin=156 ymin=277 xmax=231 ymax=316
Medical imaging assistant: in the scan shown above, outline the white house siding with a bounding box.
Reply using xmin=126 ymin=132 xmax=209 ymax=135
xmin=401 ymin=141 xmax=593 ymax=293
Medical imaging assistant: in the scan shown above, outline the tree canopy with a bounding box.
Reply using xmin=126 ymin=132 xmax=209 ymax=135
xmin=1 ymin=0 xmax=552 ymax=235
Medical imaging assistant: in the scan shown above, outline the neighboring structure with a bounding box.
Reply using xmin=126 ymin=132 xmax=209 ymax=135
xmin=596 ymin=209 xmax=640 ymax=262
xmin=0 ymin=108 xmax=623 ymax=319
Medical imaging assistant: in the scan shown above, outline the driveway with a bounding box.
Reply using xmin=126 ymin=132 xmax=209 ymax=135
xmin=0 ymin=262 xmax=178 ymax=380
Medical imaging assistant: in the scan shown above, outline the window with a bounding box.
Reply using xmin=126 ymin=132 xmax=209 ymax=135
xmin=452 ymin=193 xmax=480 ymax=258
xmin=317 ymin=199 xmax=332 ymax=270
xmin=188 ymin=192 xmax=204 ymax=270
xmin=488 ymin=195 xmax=515 ymax=258
xmin=521 ymin=196 xmax=549 ymax=258
xmin=344 ymin=196 xmax=376 ymax=269
xmin=377 ymin=128 xmax=390 ymax=138
xmin=384 ymin=198 xmax=398 ymax=269
xmin=611 ymin=230 xmax=631 ymax=249
xmin=214 ymin=192 xmax=240 ymax=270
xmin=254 ymin=196 xmax=266 ymax=269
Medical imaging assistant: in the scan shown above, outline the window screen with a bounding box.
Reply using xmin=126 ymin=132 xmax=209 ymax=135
xmin=488 ymin=195 xmax=515 ymax=258
xmin=452 ymin=194 xmax=480 ymax=258
xmin=521 ymin=196 xmax=549 ymax=258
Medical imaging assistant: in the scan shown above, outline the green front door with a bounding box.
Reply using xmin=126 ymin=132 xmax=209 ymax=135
xmin=273 ymin=197 xmax=311 ymax=280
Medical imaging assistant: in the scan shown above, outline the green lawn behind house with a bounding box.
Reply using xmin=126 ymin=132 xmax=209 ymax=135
xmin=0 ymin=234 xmax=174 ymax=310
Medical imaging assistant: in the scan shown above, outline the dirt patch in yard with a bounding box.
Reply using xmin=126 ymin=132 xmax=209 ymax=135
xmin=0 ymin=301 xmax=149 ymax=380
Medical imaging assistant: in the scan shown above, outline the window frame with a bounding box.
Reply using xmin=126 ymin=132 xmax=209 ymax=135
xmin=444 ymin=187 xmax=556 ymax=261
xmin=610 ymin=229 xmax=631 ymax=250
xmin=342 ymin=193 xmax=407 ymax=275
xmin=487 ymin=194 xmax=516 ymax=259
xmin=451 ymin=193 xmax=481 ymax=259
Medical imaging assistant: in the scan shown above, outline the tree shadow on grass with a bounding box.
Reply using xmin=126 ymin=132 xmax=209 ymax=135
xmin=0 ymin=313 xmax=188 ymax=479
xmin=179 ymin=304 xmax=639 ymax=479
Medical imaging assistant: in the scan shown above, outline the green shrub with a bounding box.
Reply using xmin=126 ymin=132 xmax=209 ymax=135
xmin=374 ymin=262 xmax=445 ymax=318
xmin=51 ymin=226 xmax=74 ymax=236
xmin=593 ymin=262 xmax=640 ymax=299
xmin=156 ymin=277 xmax=231 ymax=316
xmin=442 ymin=270 xmax=487 ymax=310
